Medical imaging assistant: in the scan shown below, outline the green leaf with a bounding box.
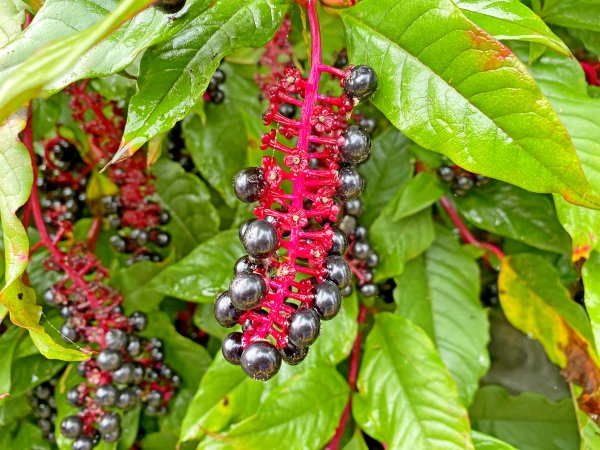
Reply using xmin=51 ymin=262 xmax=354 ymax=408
xmin=521 ymin=49 xmax=600 ymax=261
xmin=120 ymin=0 xmax=289 ymax=156
xmin=370 ymin=172 xmax=444 ymax=280
xmin=340 ymin=0 xmax=600 ymax=209
xmin=0 ymin=0 xmax=26 ymax=47
xmin=455 ymin=0 xmax=569 ymax=55
xmin=471 ymin=431 xmax=517 ymax=450
xmin=0 ymin=0 xmax=157 ymax=122
xmin=394 ymin=227 xmax=489 ymax=405
xmin=0 ymin=110 xmax=85 ymax=361
xmin=110 ymin=262 xmax=165 ymax=313
xmin=583 ymin=251 xmax=600 ymax=348
xmin=499 ymin=253 xmax=600 ymax=422
xmin=151 ymin=230 xmax=243 ymax=302
xmin=342 ymin=428 xmax=369 ymax=450
xmin=10 ymin=353 xmax=65 ymax=397
xmin=540 ymin=0 xmax=600 ymax=32
xmin=569 ymin=28 xmax=600 ymax=59
xmin=470 ymin=385 xmax=579 ymax=450
xmin=0 ymin=327 xmax=24 ymax=395
xmin=179 ymin=355 xmax=265 ymax=443
xmin=216 ymin=368 xmax=349 ymax=450
xmin=359 ymin=128 xmax=412 ymax=226
xmin=353 ymin=313 xmax=473 ymax=449
xmin=454 ymin=182 xmax=571 ymax=254
xmin=152 ymin=159 xmax=220 ymax=256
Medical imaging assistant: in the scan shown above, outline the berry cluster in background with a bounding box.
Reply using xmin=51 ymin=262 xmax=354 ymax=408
xmin=214 ymin=7 xmax=378 ymax=380
xmin=437 ymin=160 xmax=490 ymax=196
xmin=203 ymin=65 xmax=227 ymax=104
xmin=29 ymin=379 xmax=59 ymax=444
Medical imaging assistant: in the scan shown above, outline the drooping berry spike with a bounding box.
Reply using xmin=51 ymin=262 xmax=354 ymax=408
xmin=216 ymin=0 xmax=377 ymax=380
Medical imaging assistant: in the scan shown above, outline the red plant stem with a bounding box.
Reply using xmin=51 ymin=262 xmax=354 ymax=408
xmin=327 ymin=304 xmax=368 ymax=450
xmin=439 ymin=196 xmax=505 ymax=260
xmin=87 ymin=217 xmax=102 ymax=252
xmin=24 ymin=108 xmax=103 ymax=310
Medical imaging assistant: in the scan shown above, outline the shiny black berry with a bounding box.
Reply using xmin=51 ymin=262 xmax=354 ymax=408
xmin=222 ymin=332 xmax=244 ymax=365
xmin=160 ymin=210 xmax=171 ymax=225
xmin=240 ymin=341 xmax=281 ymax=381
xmin=234 ymin=167 xmax=265 ymax=203
xmin=61 ymin=324 xmax=78 ymax=342
xmin=60 ymin=415 xmax=82 ymax=439
xmin=358 ymin=116 xmax=377 ymax=134
xmin=455 ymin=175 xmax=474 ymax=191
xmin=239 ymin=218 xmax=256 ymax=241
xmin=103 ymin=429 xmax=121 ymax=443
xmin=360 ymin=283 xmax=379 ymax=297
xmin=278 ymin=103 xmax=296 ymax=118
xmin=325 ymin=255 xmax=352 ymax=289
xmin=336 ymin=166 xmax=365 ymax=201
xmin=153 ymin=230 xmax=171 ymax=247
xmin=313 ymin=280 xmax=342 ymax=320
xmin=98 ymin=412 xmax=120 ymax=434
xmin=353 ymin=240 xmax=371 ymax=260
xmin=345 ymin=198 xmax=363 ymax=217
xmin=288 ymin=309 xmax=320 ymax=347
xmin=67 ymin=387 xmax=82 ymax=407
xmin=234 ymin=255 xmax=257 ymax=274
xmin=154 ymin=0 xmax=186 ymax=13
xmin=97 ymin=349 xmax=122 ymax=371
xmin=126 ymin=337 xmax=142 ymax=356
xmin=341 ymin=284 xmax=353 ymax=297
xmin=112 ymin=363 xmax=134 ymax=384
xmin=229 ymin=272 xmax=267 ymax=310
xmin=110 ymin=235 xmax=127 ymax=253
xmin=214 ymin=291 xmax=243 ymax=327
xmin=72 ymin=436 xmax=94 ymax=450
xmin=129 ymin=311 xmax=148 ymax=331
xmin=279 ymin=339 xmax=308 ymax=365
xmin=212 ymin=89 xmax=225 ymax=104
xmin=95 ymin=385 xmax=118 ymax=407
xmin=341 ymin=125 xmax=371 ymax=164
xmin=213 ymin=68 xmax=226 ymax=84
xmin=242 ymin=219 xmax=278 ymax=259
xmin=329 ymin=227 xmax=348 ymax=256
xmin=355 ymin=225 xmax=368 ymax=240
xmin=367 ymin=251 xmax=379 ymax=268
xmin=474 ymin=174 xmax=490 ymax=187
xmin=344 ymin=65 xmax=378 ymax=102
xmin=105 ymin=329 xmax=127 ymax=351
xmin=437 ymin=165 xmax=455 ymax=183
xmin=116 ymin=388 xmax=138 ymax=410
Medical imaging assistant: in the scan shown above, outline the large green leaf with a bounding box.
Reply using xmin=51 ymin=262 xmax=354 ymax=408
xmin=0 ymin=110 xmax=85 ymax=361
xmin=0 ymin=327 xmax=24 ymax=395
xmin=214 ymin=368 xmax=348 ymax=450
xmin=0 ymin=0 xmax=157 ymax=122
xmin=471 ymin=431 xmax=517 ymax=450
xmin=119 ymin=0 xmax=288 ymax=157
xmin=394 ymin=227 xmax=489 ymax=405
xmin=540 ymin=0 xmax=600 ymax=32
xmin=353 ymin=313 xmax=473 ymax=449
xmin=454 ymin=182 xmax=571 ymax=254
xmin=150 ymin=230 xmax=243 ymax=302
xmin=359 ymin=128 xmax=412 ymax=226
xmin=179 ymin=355 xmax=265 ymax=444
xmin=370 ymin=172 xmax=444 ymax=280
xmin=152 ymin=159 xmax=220 ymax=255
xmin=0 ymin=0 xmax=26 ymax=47
xmin=470 ymin=385 xmax=579 ymax=450
xmin=455 ymin=0 xmax=569 ymax=55
xmin=521 ymin=49 xmax=600 ymax=261
xmin=583 ymin=251 xmax=600 ymax=348
xmin=499 ymin=253 xmax=600 ymax=422
xmin=340 ymin=0 xmax=600 ymax=209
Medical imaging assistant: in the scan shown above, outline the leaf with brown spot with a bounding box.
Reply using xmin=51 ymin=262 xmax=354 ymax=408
xmin=499 ymin=253 xmax=600 ymax=423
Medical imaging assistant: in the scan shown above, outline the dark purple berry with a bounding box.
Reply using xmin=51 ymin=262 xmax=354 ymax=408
xmin=222 ymin=332 xmax=244 ymax=365
xmin=34 ymin=384 xmax=51 ymax=400
xmin=105 ymin=329 xmax=127 ymax=351
xmin=97 ymin=349 xmax=122 ymax=371
xmin=358 ymin=116 xmax=377 ymax=134
xmin=344 ymin=65 xmax=378 ymax=101
xmin=341 ymin=125 xmax=371 ymax=164
xmin=229 ymin=272 xmax=267 ymax=310
xmin=67 ymin=387 xmax=82 ymax=407
xmin=112 ymin=363 xmax=134 ymax=384
xmin=455 ymin=175 xmax=474 ymax=191
xmin=126 ymin=336 xmax=142 ymax=356
xmin=341 ymin=284 xmax=353 ymax=297
xmin=242 ymin=219 xmax=278 ymax=259
xmin=147 ymin=390 xmax=163 ymax=407
xmin=154 ymin=0 xmax=186 ymax=13
xmin=129 ymin=311 xmax=148 ymax=331
xmin=239 ymin=218 xmax=256 ymax=241
xmin=474 ymin=174 xmax=490 ymax=187
xmin=212 ymin=89 xmax=225 ymax=104
xmin=234 ymin=255 xmax=257 ymax=274
xmin=345 ymin=198 xmax=363 ymax=217
xmin=233 ymin=167 xmax=266 ymax=203
xmin=110 ymin=235 xmax=127 ymax=253
xmin=314 ymin=281 xmax=342 ymax=320
xmin=213 ymin=68 xmax=226 ymax=84
xmin=60 ymin=415 xmax=82 ymax=439
xmin=366 ymin=251 xmax=379 ymax=269
xmin=278 ymin=103 xmax=296 ymax=118
xmin=116 ymin=388 xmax=138 ymax=410
xmin=359 ymin=283 xmax=379 ymax=297
xmin=329 ymin=228 xmax=348 ymax=256
xmin=353 ymin=240 xmax=371 ymax=260
xmin=437 ymin=165 xmax=455 ymax=183
xmin=240 ymin=341 xmax=281 ymax=381
xmin=336 ymin=166 xmax=365 ymax=201
xmin=160 ymin=210 xmax=171 ymax=225
xmin=325 ymin=255 xmax=352 ymax=289
xmin=72 ymin=436 xmax=94 ymax=450
xmin=98 ymin=412 xmax=120 ymax=434
xmin=214 ymin=291 xmax=243 ymax=327
xmin=95 ymin=385 xmax=118 ymax=407
xmin=103 ymin=429 xmax=121 ymax=443
xmin=288 ymin=309 xmax=320 ymax=347
xmin=60 ymin=324 xmax=78 ymax=342
xmin=279 ymin=339 xmax=309 ymax=365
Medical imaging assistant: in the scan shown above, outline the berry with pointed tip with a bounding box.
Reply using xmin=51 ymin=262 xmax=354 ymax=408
xmin=242 ymin=219 xmax=279 ymax=258
xmin=341 ymin=125 xmax=371 ymax=164
xmin=222 ymin=332 xmax=244 ymax=365
xmin=234 ymin=167 xmax=266 ymax=203
xmin=279 ymin=339 xmax=309 ymax=365
xmin=229 ymin=272 xmax=267 ymax=310
xmin=344 ymin=65 xmax=378 ymax=101
xmin=60 ymin=415 xmax=82 ymax=439
xmin=241 ymin=341 xmax=281 ymax=381
xmin=336 ymin=166 xmax=365 ymax=201
xmin=214 ymin=291 xmax=243 ymax=327
xmin=325 ymin=255 xmax=352 ymax=289
xmin=313 ymin=281 xmax=342 ymax=320
xmin=288 ymin=309 xmax=321 ymax=347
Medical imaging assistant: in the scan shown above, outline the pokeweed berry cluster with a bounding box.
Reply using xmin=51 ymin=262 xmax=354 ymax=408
xmin=338 ymin=197 xmax=379 ymax=298
xmin=437 ymin=162 xmax=490 ymax=196
xmin=167 ymin=122 xmax=195 ymax=172
xmin=67 ymin=82 xmax=172 ymax=264
xmin=203 ymin=65 xmax=227 ymax=104
xmin=37 ymin=137 xmax=89 ymax=229
xmin=42 ymin=244 xmax=179 ymax=449
xmin=214 ymin=2 xmax=377 ymax=381
xmin=29 ymin=378 xmax=59 ymax=443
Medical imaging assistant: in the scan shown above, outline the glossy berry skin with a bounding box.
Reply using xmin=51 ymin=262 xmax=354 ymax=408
xmin=336 ymin=166 xmax=365 ymax=201
xmin=345 ymin=198 xmax=362 ymax=217
xmin=147 ymin=390 xmax=162 ymax=407
xmin=105 ymin=329 xmax=127 ymax=350
xmin=233 ymin=167 xmax=266 ymax=203
xmin=98 ymin=412 xmax=120 ymax=434
xmin=341 ymin=125 xmax=371 ymax=164
xmin=325 ymin=255 xmax=352 ymax=289
xmin=67 ymin=388 xmax=82 ymax=407
xmin=112 ymin=363 xmax=135 ymax=384
xmin=329 ymin=228 xmax=348 ymax=256
xmin=288 ymin=308 xmax=321 ymax=347
xmin=344 ymin=65 xmax=378 ymax=101
xmin=214 ymin=291 xmax=243 ymax=327
xmin=341 ymin=284 xmax=353 ymax=297
xmin=229 ymin=272 xmax=267 ymax=310
xmin=279 ymin=339 xmax=308 ymax=365
xmin=213 ymin=68 xmax=226 ymax=84
xmin=61 ymin=324 xmax=78 ymax=342
xmin=455 ymin=175 xmax=474 ymax=191
xmin=353 ymin=240 xmax=371 ymax=260
xmin=126 ymin=337 xmax=142 ymax=356
xmin=72 ymin=436 xmax=94 ymax=450
xmin=116 ymin=388 xmax=138 ymax=410
xmin=234 ymin=255 xmax=257 ymax=274
xmin=95 ymin=385 xmax=118 ymax=407
xmin=437 ymin=165 xmax=455 ymax=183
xmin=242 ymin=219 xmax=279 ymax=259
xmin=222 ymin=332 xmax=244 ymax=365
xmin=360 ymin=283 xmax=379 ymax=297
xmin=60 ymin=415 xmax=82 ymax=439
xmin=154 ymin=0 xmax=186 ymax=13
xmin=240 ymin=341 xmax=282 ymax=381
xmin=103 ymin=430 xmax=121 ymax=443
xmin=278 ymin=103 xmax=296 ymax=118
xmin=239 ymin=218 xmax=256 ymax=241
xmin=313 ymin=281 xmax=342 ymax=320
xmin=358 ymin=116 xmax=377 ymax=134
xmin=129 ymin=311 xmax=148 ymax=331
xmin=97 ymin=349 xmax=122 ymax=371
